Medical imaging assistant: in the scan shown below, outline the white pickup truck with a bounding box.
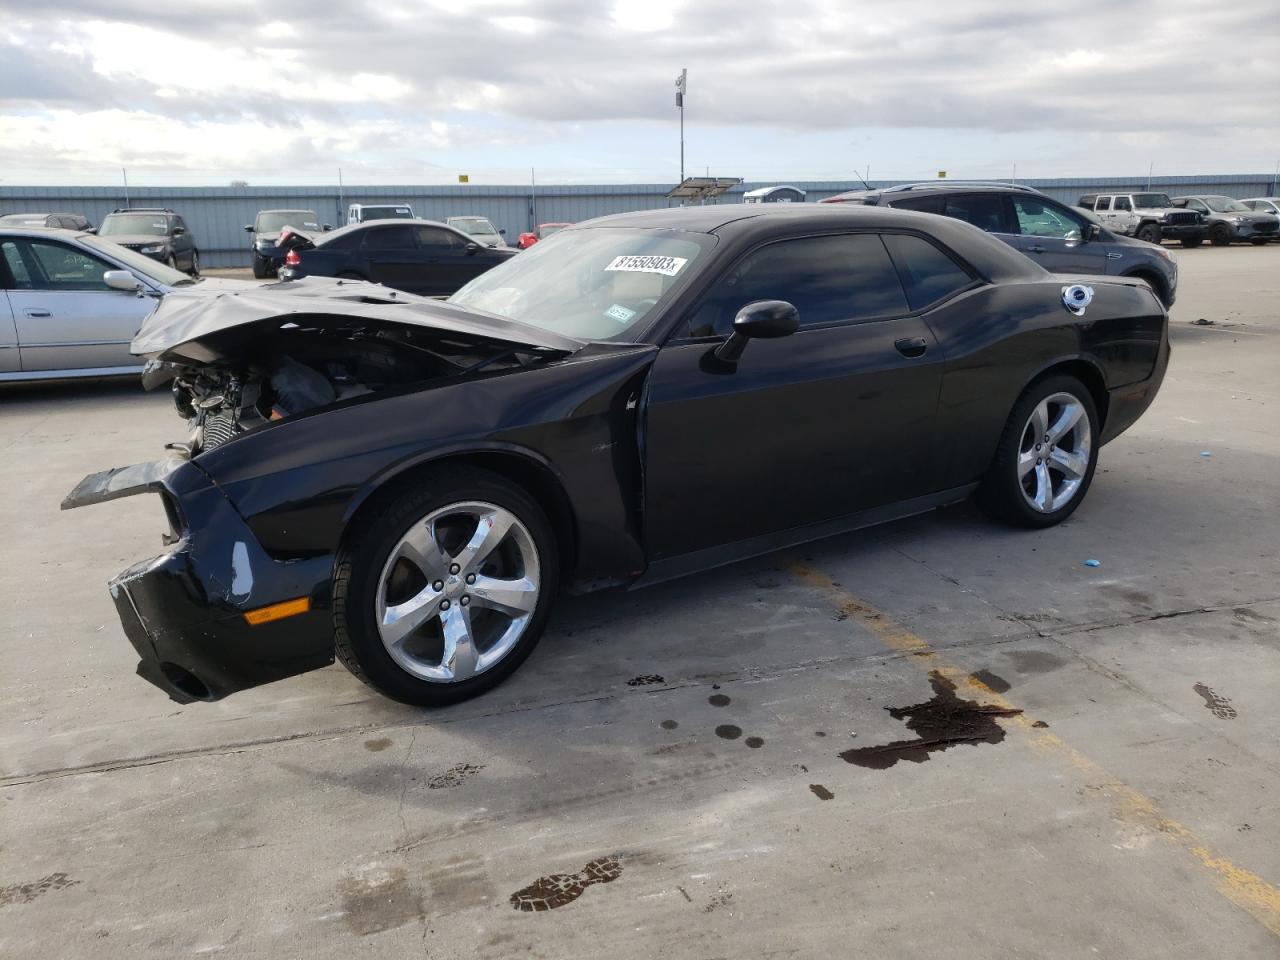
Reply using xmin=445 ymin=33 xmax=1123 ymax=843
xmin=1076 ymin=193 xmax=1207 ymax=247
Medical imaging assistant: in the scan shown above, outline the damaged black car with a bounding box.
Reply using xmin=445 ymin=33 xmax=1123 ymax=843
xmin=64 ymin=205 xmax=1169 ymax=706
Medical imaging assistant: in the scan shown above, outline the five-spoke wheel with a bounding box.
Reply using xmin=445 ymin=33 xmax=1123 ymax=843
xmin=334 ymin=468 xmax=557 ymax=706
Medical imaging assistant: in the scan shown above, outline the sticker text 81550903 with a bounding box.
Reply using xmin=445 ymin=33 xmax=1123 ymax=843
xmin=604 ymin=255 xmax=688 ymax=277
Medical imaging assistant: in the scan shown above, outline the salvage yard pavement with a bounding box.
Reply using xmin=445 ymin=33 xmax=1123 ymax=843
xmin=1 ymin=246 xmax=1277 ymax=958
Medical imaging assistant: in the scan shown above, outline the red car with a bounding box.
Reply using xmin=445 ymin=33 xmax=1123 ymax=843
xmin=516 ymin=222 xmax=572 ymax=249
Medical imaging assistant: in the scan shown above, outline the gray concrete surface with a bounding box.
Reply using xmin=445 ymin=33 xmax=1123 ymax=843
xmin=2 ymin=246 xmax=1277 ymax=958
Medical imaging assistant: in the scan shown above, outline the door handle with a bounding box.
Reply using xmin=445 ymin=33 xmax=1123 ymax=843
xmin=1027 ymin=245 xmax=1046 ymax=254
xmin=24 ymin=308 xmax=52 ymax=318
xmin=894 ymin=336 xmax=928 ymax=359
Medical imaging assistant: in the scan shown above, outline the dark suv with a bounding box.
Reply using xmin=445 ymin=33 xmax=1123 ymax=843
xmin=821 ymin=183 xmax=1179 ymax=307
xmin=98 ymin=208 xmax=199 ymax=275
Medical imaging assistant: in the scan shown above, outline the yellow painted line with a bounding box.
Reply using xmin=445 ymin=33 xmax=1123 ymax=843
xmin=789 ymin=561 xmax=1280 ymax=938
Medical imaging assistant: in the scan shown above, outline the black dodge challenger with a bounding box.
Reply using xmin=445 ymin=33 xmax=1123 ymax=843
xmin=64 ymin=204 xmax=1169 ymax=706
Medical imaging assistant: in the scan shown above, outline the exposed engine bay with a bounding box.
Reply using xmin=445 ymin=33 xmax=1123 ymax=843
xmin=144 ymin=320 xmax=545 ymax=456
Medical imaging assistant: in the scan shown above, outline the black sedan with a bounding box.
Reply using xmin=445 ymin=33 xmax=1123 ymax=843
xmin=64 ymin=204 xmax=1169 ymax=707
xmin=277 ymin=218 xmax=516 ymax=295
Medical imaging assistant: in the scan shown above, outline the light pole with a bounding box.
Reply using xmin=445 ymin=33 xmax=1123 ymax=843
xmin=675 ymin=68 xmax=687 ymax=183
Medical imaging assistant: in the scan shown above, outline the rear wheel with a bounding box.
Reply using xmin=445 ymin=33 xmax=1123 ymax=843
xmin=1180 ymin=236 xmax=1203 ymax=248
xmin=1136 ymin=222 xmax=1162 ymax=245
xmin=1210 ymin=224 xmax=1233 ymax=246
xmin=333 ymin=468 xmax=558 ymax=706
xmin=189 ymin=250 xmax=200 ymax=276
xmin=976 ymin=375 xmax=1099 ymax=528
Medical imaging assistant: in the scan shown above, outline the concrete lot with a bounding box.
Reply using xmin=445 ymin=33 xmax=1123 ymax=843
xmin=2 ymin=246 xmax=1278 ymax=958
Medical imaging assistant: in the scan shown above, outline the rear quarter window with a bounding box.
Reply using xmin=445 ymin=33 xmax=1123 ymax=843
xmin=881 ymin=234 xmax=975 ymax=310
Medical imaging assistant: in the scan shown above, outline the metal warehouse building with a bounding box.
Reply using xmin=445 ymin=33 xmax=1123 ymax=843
xmin=2 ymin=174 xmax=1276 ymax=268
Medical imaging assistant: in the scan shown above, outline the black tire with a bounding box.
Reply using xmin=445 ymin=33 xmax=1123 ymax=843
xmin=1210 ymin=224 xmax=1232 ymax=246
xmin=1250 ymin=238 xmax=1269 ymax=246
xmin=333 ymin=467 xmax=559 ymax=706
xmin=975 ymin=375 xmax=1100 ymax=529
xmin=188 ymin=249 xmax=200 ymax=276
xmin=1136 ymin=223 xmax=1162 ymax=245
xmin=251 ymin=255 xmax=271 ymax=279
xmin=1180 ymin=237 xmax=1203 ymax=248
xmin=165 ymin=254 xmax=178 ymax=270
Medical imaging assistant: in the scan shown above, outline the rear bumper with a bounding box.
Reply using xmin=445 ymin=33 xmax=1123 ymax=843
xmin=1100 ymin=325 xmax=1170 ymax=445
xmin=66 ymin=459 xmax=335 ymax=702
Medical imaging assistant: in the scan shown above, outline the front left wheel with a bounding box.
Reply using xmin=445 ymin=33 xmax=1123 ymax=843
xmin=976 ymin=375 xmax=1100 ymax=528
xmin=333 ymin=468 xmax=559 ymax=706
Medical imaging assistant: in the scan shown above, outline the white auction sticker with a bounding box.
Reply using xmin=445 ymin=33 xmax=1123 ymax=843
xmin=605 ymin=255 xmax=688 ymax=277
xmin=604 ymin=303 xmax=637 ymax=324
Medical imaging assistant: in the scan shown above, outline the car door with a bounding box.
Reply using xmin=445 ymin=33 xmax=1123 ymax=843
xmin=0 ymin=250 xmax=19 ymax=374
xmin=1111 ymin=196 xmax=1138 ymax=234
xmin=1 ymin=236 xmax=151 ymax=372
xmin=1006 ymin=196 xmax=1109 ymax=274
xmin=643 ymin=231 xmax=958 ymax=561
xmin=414 ymin=226 xmax=478 ymax=295
xmin=361 ymin=224 xmax=427 ymax=292
xmin=1093 ymin=196 xmax=1116 ymax=231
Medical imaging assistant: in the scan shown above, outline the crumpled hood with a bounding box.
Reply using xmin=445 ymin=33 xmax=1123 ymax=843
xmin=130 ymin=276 xmax=584 ymax=360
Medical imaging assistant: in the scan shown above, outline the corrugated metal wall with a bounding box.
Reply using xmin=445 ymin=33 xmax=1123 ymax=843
xmin=2 ymin=175 xmax=1276 ymax=268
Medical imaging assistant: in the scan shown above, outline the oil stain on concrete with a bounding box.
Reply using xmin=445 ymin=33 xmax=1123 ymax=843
xmin=839 ymin=671 xmax=1023 ymax=770
xmin=1193 ymin=683 xmax=1238 ymax=719
xmin=0 ymin=872 xmax=79 ymax=907
xmin=809 ymin=784 xmax=835 ymax=801
xmin=970 ymin=669 xmax=1012 ymax=693
xmin=363 ymin=738 xmax=393 ymax=752
xmin=336 ymin=865 xmax=424 ymax=936
xmin=509 ymin=856 xmax=622 ymax=912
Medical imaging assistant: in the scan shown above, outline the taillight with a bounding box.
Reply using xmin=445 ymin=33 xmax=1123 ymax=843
xmin=284 ymin=249 xmax=301 ymax=267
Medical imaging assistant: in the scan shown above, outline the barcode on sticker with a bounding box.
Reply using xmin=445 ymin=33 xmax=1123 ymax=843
xmin=605 ymin=255 xmax=688 ymax=277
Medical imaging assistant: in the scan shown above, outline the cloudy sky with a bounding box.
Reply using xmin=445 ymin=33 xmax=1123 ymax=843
xmin=1 ymin=0 xmax=1277 ymax=186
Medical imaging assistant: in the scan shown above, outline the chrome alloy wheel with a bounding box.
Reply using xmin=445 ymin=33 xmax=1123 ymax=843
xmin=375 ymin=501 xmax=540 ymax=683
xmin=1017 ymin=392 xmax=1092 ymax=513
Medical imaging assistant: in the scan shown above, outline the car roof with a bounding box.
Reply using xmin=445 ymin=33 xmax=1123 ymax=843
xmin=318 ymin=217 xmax=458 ymax=242
xmin=258 ymin=208 xmax=317 ymax=214
xmin=0 ymin=226 xmax=92 ymax=239
xmin=824 ymin=183 xmax=1049 ymax=204
xmin=576 ymin=203 xmax=1044 ymax=283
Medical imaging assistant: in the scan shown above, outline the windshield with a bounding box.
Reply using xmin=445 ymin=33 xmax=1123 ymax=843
xmin=0 ymin=214 xmax=48 ymax=226
xmin=450 ymin=227 xmax=714 ymax=341
xmin=1203 ymin=197 xmax=1250 ymax=213
xmin=539 ymin=224 xmax=568 ymax=238
xmin=256 ymin=211 xmax=320 ymax=233
xmin=360 ymin=206 xmax=413 ymax=220
xmin=82 ymin=235 xmax=195 ymax=286
xmin=451 ymin=218 xmax=498 ymax=236
xmin=100 ymin=213 xmax=169 ymax=237
xmin=1133 ymin=194 xmax=1172 ymax=209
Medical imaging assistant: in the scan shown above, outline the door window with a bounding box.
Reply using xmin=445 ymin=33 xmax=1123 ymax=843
xmin=415 ymin=226 xmax=464 ymax=251
xmin=1113 ymin=197 xmax=1133 ymax=212
xmin=942 ymin=194 xmax=1010 ymax=233
xmin=1011 ymin=198 xmax=1085 ymax=240
xmin=362 ymin=225 xmax=418 ymax=250
xmin=686 ymin=233 xmax=908 ymax=337
xmin=1095 ymin=197 xmax=1112 ymax=211
xmin=1187 ymin=199 xmax=1209 ymax=213
xmin=881 ymin=234 xmax=974 ymax=310
xmin=4 ymin=239 xmax=113 ymax=290
xmin=2 ymin=241 xmax=33 ymax=288
xmin=890 ymin=196 xmax=946 ymax=214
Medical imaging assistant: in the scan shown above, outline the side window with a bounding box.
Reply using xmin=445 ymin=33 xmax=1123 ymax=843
xmin=942 ymin=194 xmax=1010 ymax=233
xmin=1188 ymin=199 xmax=1209 ymax=213
xmin=889 ymin=196 xmax=946 ymax=214
xmin=415 ymin=226 xmax=463 ymax=251
xmin=362 ymin=225 xmax=417 ymax=250
xmin=2 ymin=241 xmax=32 ymax=289
xmin=881 ymin=234 xmax=974 ymax=310
xmin=1095 ymin=197 xmax=1112 ymax=211
xmin=1113 ymin=197 xmax=1133 ymax=212
xmin=1012 ymin=198 xmax=1084 ymax=240
xmin=686 ymin=234 xmax=908 ymax=337
xmin=13 ymin=240 xmax=113 ymax=291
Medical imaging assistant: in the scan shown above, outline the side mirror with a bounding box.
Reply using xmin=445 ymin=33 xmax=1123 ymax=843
xmin=465 ymin=242 xmax=480 ymax=255
xmin=499 ymin=228 xmax=507 ymax=235
xmin=173 ymin=226 xmax=186 ymax=236
xmin=104 ymin=270 xmax=142 ymax=292
xmin=86 ymin=227 xmax=97 ymax=234
xmin=714 ymin=300 xmax=800 ymax=363
xmin=243 ymin=224 xmax=254 ymax=233
xmin=322 ymin=224 xmax=333 ymax=231
xmin=1084 ymin=223 xmax=1102 ymax=242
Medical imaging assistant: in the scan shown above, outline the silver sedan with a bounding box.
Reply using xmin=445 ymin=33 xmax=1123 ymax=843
xmin=1 ymin=228 xmax=253 ymax=381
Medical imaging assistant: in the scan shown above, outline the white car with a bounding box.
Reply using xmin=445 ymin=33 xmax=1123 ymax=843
xmin=446 ymin=216 xmax=508 ymax=247
xmin=1 ymin=227 xmax=253 ymax=381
